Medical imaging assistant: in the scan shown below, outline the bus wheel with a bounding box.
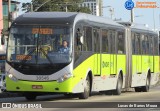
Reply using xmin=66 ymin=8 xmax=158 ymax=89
xmin=24 ymin=93 xmax=37 ymax=101
xmin=79 ymin=76 xmax=90 ymax=99
xmin=113 ymin=74 xmax=123 ymax=95
xmin=134 ymin=87 xmax=142 ymax=92
xmin=141 ymin=75 xmax=150 ymax=92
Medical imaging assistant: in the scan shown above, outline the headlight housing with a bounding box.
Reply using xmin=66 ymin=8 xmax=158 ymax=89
xmin=57 ymin=73 xmax=72 ymax=83
xmin=8 ymin=74 xmax=18 ymax=82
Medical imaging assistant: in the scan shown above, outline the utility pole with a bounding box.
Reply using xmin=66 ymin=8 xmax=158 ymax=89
xmin=31 ymin=1 xmax=33 ymax=12
xmin=65 ymin=3 xmax=68 ymax=12
xmin=153 ymin=8 xmax=155 ymax=31
xmin=131 ymin=9 xmax=134 ymax=23
xmin=8 ymin=0 xmax=11 ymax=28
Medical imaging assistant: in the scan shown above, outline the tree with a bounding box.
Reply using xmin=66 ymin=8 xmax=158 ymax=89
xmin=21 ymin=0 xmax=91 ymax=14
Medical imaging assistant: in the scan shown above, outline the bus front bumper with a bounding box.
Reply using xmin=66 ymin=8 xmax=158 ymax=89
xmin=6 ymin=76 xmax=84 ymax=93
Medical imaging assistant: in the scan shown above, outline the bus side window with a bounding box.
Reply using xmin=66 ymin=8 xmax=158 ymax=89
xmin=93 ymin=29 xmax=100 ymax=52
xmin=135 ymin=33 xmax=141 ymax=55
xmin=145 ymin=35 xmax=149 ymax=55
xmin=83 ymin=26 xmax=92 ymax=51
xmin=109 ymin=30 xmax=116 ymax=54
xmin=102 ymin=29 xmax=109 ymax=53
xmin=149 ymin=36 xmax=153 ymax=55
xmin=74 ymin=28 xmax=82 ymax=61
xmin=117 ymin=31 xmax=125 ymax=54
xmin=154 ymin=36 xmax=159 ymax=55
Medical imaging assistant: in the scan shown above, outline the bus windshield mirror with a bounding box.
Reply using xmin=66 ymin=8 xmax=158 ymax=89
xmin=76 ymin=29 xmax=83 ymax=46
xmin=80 ymin=35 xmax=84 ymax=45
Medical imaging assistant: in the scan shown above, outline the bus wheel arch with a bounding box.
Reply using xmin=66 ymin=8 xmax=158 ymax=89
xmin=147 ymin=69 xmax=151 ymax=84
xmin=142 ymin=70 xmax=151 ymax=92
xmin=113 ymin=71 xmax=123 ymax=95
xmin=88 ymin=70 xmax=93 ymax=93
xmin=79 ymin=70 xmax=93 ymax=99
xmin=118 ymin=70 xmax=123 ymax=84
xmin=135 ymin=70 xmax=151 ymax=92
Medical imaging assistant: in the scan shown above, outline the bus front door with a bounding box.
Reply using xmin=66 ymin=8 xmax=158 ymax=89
xmin=93 ymin=28 xmax=101 ymax=76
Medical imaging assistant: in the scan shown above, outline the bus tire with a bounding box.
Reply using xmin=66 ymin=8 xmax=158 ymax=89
xmin=79 ymin=76 xmax=90 ymax=99
xmin=113 ymin=74 xmax=123 ymax=95
xmin=134 ymin=87 xmax=142 ymax=92
xmin=24 ymin=93 xmax=37 ymax=101
xmin=141 ymin=75 xmax=150 ymax=92
xmin=105 ymin=90 xmax=113 ymax=95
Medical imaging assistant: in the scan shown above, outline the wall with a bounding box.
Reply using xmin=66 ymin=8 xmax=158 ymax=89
xmin=0 ymin=0 xmax=3 ymax=34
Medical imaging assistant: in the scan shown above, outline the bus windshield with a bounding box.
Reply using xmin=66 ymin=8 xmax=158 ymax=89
xmin=7 ymin=25 xmax=72 ymax=64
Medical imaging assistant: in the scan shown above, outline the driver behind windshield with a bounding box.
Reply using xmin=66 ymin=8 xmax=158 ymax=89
xmin=59 ymin=40 xmax=70 ymax=53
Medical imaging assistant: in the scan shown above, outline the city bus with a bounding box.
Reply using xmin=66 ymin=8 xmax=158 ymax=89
xmin=3 ymin=12 xmax=159 ymax=100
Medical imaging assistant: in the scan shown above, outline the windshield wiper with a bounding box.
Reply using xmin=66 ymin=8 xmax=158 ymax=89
xmin=39 ymin=47 xmax=53 ymax=65
xmin=18 ymin=47 xmax=36 ymax=65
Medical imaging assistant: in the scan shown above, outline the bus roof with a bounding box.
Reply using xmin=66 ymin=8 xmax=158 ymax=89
xmin=131 ymin=23 xmax=157 ymax=35
xmin=13 ymin=12 xmax=78 ymax=25
xmin=12 ymin=12 xmax=124 ymax=28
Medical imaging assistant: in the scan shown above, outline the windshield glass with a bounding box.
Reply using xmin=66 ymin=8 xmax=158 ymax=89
xmin=7 ymin=25 xmax=72 ymax=64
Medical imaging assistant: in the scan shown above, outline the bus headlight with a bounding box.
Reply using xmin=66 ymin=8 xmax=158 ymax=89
xmin=57 ymin=73 xmax=72 ymax=83
xmin=8 ymin=74 xmax=18 ymax=82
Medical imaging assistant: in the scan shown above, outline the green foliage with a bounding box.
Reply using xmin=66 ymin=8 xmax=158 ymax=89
xmin=21 ymin=0 xmax=91 ymax=14
xmin=3 ymin=16 xmax=8 ymax=30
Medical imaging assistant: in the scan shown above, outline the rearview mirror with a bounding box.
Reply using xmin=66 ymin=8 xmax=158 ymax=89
xmin=76 ymin=28 xmax=84 ymax=45
xmin=80 ymin=36 xmax=84 ymax=44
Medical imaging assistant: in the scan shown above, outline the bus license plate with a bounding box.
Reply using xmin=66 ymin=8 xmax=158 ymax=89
xmin=32 ymin=85 xmax=43 ymax=89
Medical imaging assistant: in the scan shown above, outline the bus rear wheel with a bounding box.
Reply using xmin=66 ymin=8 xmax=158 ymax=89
xmin=113 ymin=74 xmax=123 ymax=95
xmin=135 ymin=75 xmax=150 ymax=92
xmin=79 ymin=76 xmax=90 ymax=99
xmin=24 ymin=93 xmax=37 ymax=101
xmin=135 ymin=87 xmax=142 ymax=92
xmin=141 ymin=75 xmax=150 ymax=92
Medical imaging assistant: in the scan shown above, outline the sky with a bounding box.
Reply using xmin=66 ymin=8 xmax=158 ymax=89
xmin=103 ymin=0 xmax=160 ymax=30
xmin=17 ymin=0 xmax=160 ymax=30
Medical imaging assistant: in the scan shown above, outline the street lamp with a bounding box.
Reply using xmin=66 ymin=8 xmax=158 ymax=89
xmin=102 ymin=6 xmax=111 ymax=8
xmin=134 ymin=15 xmax=143 ymax=18
xmin=129 ymin=15 xmax=143 ymax=22
xmin=101 ymin=6 xmax=114 ymax=19
xmin=153 ymin=8 xmax=155 ymax=31
xmin=109 ymin=7 xmax=114 ymax=19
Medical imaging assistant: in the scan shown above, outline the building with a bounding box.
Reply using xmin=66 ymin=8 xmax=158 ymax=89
xmin=80 ymin=0 xmax=103 ymax=16
xmin=0 ymin=0 xmax=3 ymax=35
xmin=0 ymin=0 xmax=20 ymax=53
xmin=2 ymin=0 xmax=20 ymax=30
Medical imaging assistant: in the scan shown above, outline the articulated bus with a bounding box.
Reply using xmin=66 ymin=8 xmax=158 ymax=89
xmin=4 ymin=12 xmax=159 ymax=100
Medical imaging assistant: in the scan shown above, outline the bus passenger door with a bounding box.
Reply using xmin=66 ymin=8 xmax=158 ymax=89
xmin=149 ymin=36 xmax=154 ymax=73
xmin=109 ymin=30 xmax=117 ymax=75
xmin=136 ymin=34 xmax=142 ymax=74
xmin=93 ymin=28 xmax=101 ymax=75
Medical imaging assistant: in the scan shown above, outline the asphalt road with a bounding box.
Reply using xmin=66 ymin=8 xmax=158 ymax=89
xmin=0 ymin=85 xmax=160 ymax=111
